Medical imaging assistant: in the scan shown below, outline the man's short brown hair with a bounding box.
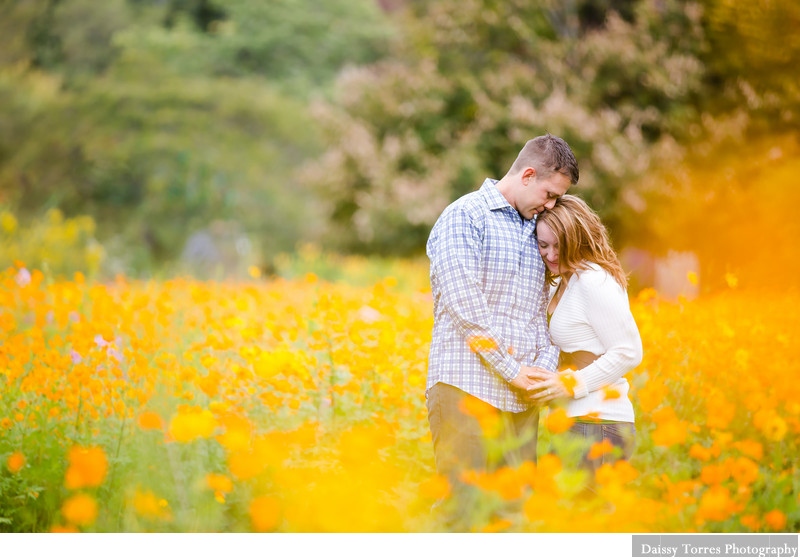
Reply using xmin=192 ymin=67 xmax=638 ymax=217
xmin=509 ymin=133 xmax=579 ymax=185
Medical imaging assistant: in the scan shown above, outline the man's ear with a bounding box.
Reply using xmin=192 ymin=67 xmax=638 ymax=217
xmin=522 ymin=167 xmax=537 ymax=185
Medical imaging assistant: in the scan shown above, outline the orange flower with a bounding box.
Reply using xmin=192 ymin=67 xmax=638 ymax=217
xmin=700 ymin=463 xmax=730 ymax=486
xmin=467 ymin=335 xmax=498 ymax=353
xmin=531 ymin=454 xmax=562 ymax=497
xmin=458 ymin=396 xmax=497 ymax=419
xmin=490 ymin=466 xmax=527 ymax=501
xmin=545 ymin=408 xmax=574 ymax=435
xmin=696 ymin=485 xmax=735 ymax=523
xmin=596 ymin=461 xmax=639 ymax=486
xmin=637 ymin=381 xmax=668 ymax=414
xmin=651 ymin=407 xmax=688 ymax=447
xmin=481 ymin=518 xmax=513 ymax=533
xmin=689 ymin=444 xmax=712 ymax=461
xmin=419 ymin=475 xmax=450 ymax=500
xmin=602 ymin=386 xmax=621 ymax=400
xmin=250 ymin=496 xmax=281 ymax=532
xmin=706 ymin=393 xmax=736 ymax=430
xmin=228 ymin=450 xmax=265 ymax=480
xmin=458 ymin=394 xmax=500 ymax=435
xmin=730 ymin=457 xmax=759 ymax=487
xmin=7 ymin=451 xmax=25 ymax=474
xmin=64 ymin=446 xmax=108 ymax=489
xmin=137 ymin=411 xmax=164 ymax=431
xmin=61 ymin=493 xmax=98 ymax=527
xmin=754 ymin=409 xmax=788 ymax=442
xmin=732 ymin=440 xmax=763 ymax=460
xmin=764 ymin=509 xmax=787 ymax=531
xmin=215 ymin=414 xmax=253 ymax=452
xmin=739 ymin=514 xmax=761 ymax=531
xmin=587 ymin=439 xmax=615 ymax=460
xmin=559 ymin=372 xmax=577 ymax=396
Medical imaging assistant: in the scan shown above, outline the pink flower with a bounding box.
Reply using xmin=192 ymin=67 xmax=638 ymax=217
xmin=15 ymin=268 xmax=31 ymax=287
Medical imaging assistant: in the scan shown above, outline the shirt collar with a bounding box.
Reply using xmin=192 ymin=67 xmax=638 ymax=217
xmin=479 ymin=179 xmax=513 ymax=211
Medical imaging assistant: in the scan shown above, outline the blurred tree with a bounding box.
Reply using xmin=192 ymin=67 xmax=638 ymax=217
xmin=700 ymin=0 xmax=800 ymax=131
xmin=0 ymin=0 xmax=130 ymax=75
xmin=118 ymin=0 xmax=395 ymax=92
xmin=633 ymin=0 xmax=800 ymax=269
xmin=0 ymin=70 xmax=322 ymax=274
xmin=304 ymin=0 xmax=707 ymax=254
xmin=0 ymin=0 xmax=397 ymax=275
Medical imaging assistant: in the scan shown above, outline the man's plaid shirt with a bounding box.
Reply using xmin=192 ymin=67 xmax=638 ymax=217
xmin=426 ymin=179 xmax=559 ymax=412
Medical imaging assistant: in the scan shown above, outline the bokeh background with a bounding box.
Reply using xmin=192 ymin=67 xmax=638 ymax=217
xmin=2 ymin=0 xmax=800 ymax=535
xmin=2 ymin=0 xmax=799 ymax=291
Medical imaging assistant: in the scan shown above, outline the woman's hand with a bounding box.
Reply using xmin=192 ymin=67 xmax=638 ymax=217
xmin=527 ymin=368 xmax=575 ymax=404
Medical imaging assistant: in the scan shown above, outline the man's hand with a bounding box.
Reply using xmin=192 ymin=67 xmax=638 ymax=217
xmin=509 ymin=365 xmax=553 ymax=392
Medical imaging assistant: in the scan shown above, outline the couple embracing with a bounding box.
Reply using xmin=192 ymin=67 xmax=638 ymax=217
xmin=425 ymin=134 xmax=643 ymax=524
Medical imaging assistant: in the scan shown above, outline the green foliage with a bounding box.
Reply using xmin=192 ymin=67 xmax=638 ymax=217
xmin=700 ymin=0 xmax=800 ymax=130
xmin=0 ymin=0 xmax=396 ymax=276
xmin=112 ymin=0 xmax=395 ymax=93
xmin=304 ymin=0 xmax=709 ymax=253
xmin=0 ymin=66 xmax=321 ymax=275
xmin=0 ymin=207 xmax=104 ymax=279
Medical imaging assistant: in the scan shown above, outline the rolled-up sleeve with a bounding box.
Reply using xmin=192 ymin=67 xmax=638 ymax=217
xmin=430 ymin=206 xmax=521 ymax=382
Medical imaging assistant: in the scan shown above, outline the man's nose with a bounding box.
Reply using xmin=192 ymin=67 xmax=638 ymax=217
xmin=544 ymin=199 xmax=556 ymax=210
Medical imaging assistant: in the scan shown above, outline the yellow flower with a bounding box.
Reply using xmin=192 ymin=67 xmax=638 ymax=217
xmin=418 ymin=475 xmax=450 ymax=500
xmin=0 ymin=211 xmax=17 ymax=234
xmin=206 ymin=473 xmax=234 ymax=493
xmin=754 ymin=409 xmax=788 ymax=442
xmin=132 ymin=489 xmax=171 ymax=520
xmin=168 ymin=407 xmax=217 ymax=443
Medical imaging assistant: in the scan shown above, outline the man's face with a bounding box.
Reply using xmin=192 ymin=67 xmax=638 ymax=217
xmin=517 ymin=169 xmax=571 ymax=220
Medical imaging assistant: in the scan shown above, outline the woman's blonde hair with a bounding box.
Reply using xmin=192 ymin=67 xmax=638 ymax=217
xmin=537 ymin=194 xmax=628 ymax=289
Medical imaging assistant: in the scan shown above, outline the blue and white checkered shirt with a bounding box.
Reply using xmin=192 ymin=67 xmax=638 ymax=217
xmin=426 ymin=179 xmax=559 ymax=412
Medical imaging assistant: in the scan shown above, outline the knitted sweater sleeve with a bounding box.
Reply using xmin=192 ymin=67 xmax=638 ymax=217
xmin=571 ymin=269 xmax=643 ymax=399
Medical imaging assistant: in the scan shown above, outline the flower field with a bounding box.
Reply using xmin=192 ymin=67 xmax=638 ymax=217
xmin=0 ymin=262 xmax=797 ymax=533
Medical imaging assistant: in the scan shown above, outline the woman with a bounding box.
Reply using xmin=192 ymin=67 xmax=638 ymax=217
xmin=528 ymin=194 xmax=643 ymax=471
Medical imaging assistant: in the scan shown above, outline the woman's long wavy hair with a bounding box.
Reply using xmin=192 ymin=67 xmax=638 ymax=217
xmin=537 ymin=194 xmax=628 ymax=289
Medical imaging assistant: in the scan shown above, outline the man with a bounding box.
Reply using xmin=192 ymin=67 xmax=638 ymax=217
xmin=425 ymin=134 xmax=579 ymax=519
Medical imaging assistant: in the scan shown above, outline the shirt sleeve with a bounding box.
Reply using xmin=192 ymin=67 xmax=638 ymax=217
xmin=570 ymin=270 xmax=643 ymax=399
xmin=429 ymin=205 xmax=521 ymax=383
